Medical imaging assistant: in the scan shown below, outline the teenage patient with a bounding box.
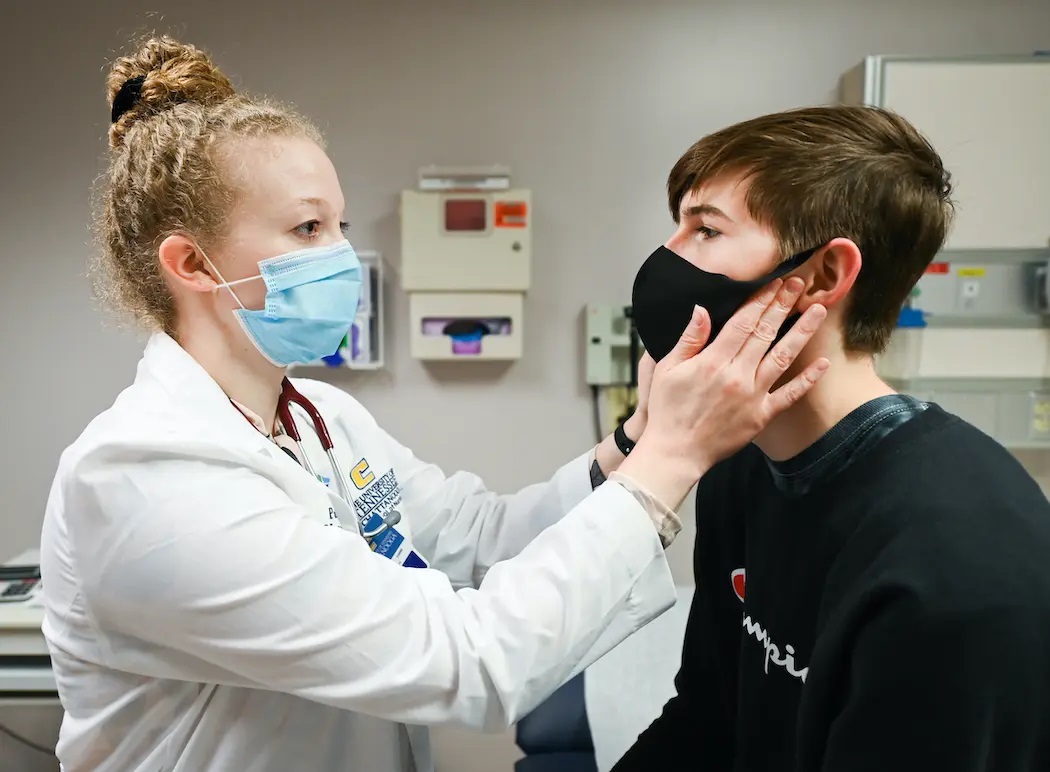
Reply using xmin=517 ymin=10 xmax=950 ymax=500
xmin=614 ymin=105 xmax=1050 ymax=771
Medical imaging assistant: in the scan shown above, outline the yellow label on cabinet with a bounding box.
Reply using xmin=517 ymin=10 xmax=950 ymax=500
xmin=957 ymin=267 xmax=986 ymax=278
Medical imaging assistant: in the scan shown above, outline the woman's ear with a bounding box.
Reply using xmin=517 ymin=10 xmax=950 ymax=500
xmin=158 ymin=234 xmax=217 ymax=294
xmin=793 ymin=238 xmax=862 ymax=312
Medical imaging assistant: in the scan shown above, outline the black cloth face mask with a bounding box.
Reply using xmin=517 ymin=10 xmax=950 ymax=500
xmin=631 ymin=245 xmax=819 ymax=361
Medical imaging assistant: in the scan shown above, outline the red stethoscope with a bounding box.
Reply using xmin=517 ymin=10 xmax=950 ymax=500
xmin=275 ymin=378 xmax=400 ymax=542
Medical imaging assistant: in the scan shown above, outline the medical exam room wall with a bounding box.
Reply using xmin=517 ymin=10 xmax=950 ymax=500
xmin=2 ymin=1 xmax=1049 ymax=770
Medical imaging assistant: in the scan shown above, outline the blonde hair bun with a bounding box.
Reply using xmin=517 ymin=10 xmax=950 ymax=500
xmin=106 ymin=36 xmax=235 ymax=148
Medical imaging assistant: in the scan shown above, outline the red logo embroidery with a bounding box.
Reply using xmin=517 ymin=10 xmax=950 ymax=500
xmin=731 ymin=568 xmax=746 ymax=602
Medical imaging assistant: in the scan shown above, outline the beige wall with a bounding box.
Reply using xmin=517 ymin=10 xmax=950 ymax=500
xmin=3 ymin=0 xmax=1050 ymax=770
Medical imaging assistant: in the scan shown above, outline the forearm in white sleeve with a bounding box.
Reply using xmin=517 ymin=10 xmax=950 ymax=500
xmin=72 ymin=453 xmax=676 ymax=732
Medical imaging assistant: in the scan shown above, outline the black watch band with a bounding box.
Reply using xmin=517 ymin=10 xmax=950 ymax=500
xmin=614 ymin=420 xmax=637 ymax=457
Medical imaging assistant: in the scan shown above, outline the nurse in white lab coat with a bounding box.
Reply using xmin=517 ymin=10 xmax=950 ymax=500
xmin=39 ymin=37 xmax=829 ymax=772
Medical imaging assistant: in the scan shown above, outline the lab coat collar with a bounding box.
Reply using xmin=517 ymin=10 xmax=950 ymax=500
xmin=136 ymin=333 xmax=354 ymax=529
xmin=137 ymin=332 xmax=275 ymax=454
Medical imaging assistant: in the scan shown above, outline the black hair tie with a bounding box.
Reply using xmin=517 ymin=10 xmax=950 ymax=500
xmin=110 ymin=75 xmax=146 ymax=124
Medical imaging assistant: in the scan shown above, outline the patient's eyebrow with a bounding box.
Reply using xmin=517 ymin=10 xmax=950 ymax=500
xmin=681 ymin=203 xmax=734 ymax=223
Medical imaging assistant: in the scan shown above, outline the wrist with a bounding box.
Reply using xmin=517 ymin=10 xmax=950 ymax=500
xmin=594 ymin=406 xmax=651 ymax=479
xmin=622 ymin=410 xmax=646 ymax=441
xmin=616 ymin=437 xmax=710 ymax=512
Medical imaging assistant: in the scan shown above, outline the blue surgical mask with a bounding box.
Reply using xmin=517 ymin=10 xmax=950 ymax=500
xmin=204 ymin=239 xmax=362 ymax=366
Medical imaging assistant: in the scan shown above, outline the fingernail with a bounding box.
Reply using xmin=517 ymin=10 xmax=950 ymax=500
xmin=785 ymin=276 xmax=805 ymax=291
xmin=692 ymin=305 xmax=704 ymax=323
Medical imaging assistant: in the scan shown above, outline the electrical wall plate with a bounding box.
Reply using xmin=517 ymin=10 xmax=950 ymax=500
xmin=584 ymin=303 xmax=638 ymax=386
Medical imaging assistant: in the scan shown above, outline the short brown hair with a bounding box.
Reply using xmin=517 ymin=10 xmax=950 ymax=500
xmin=667 ymin=105 xmax=954 ymax=354
xmin=93 ymin=35 xmax=322 ymax=335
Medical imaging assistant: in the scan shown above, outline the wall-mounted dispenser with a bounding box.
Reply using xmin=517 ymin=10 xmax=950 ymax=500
xmin=399 ymin=165 xmax=530 ymax=361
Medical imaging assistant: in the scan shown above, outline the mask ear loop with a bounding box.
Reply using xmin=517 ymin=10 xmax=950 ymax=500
xmin=197 ymin=244 xmax=256 ymax=311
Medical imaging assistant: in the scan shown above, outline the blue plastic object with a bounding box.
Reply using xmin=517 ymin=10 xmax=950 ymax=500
xmin=896 ymin=306 xmax=927 ymax=328
xmin=321 ymin=349 xmax=345 ymax=367
xmin=443 ymin=319 xmax=490 ymax=355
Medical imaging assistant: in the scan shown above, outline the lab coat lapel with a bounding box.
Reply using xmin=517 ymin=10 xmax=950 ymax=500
xmin=137 ymin=333 xmax=344 ymax=527
xmin=139 ymin=333 xmax=276 ymax=455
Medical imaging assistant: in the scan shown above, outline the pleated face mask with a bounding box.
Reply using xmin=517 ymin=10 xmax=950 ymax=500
xmin=207 ymin=239 xmax=362 ymax=366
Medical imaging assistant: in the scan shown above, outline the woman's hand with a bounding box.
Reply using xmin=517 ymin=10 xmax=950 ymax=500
xmin=619 ymin=277 xmax=828 ymax=510
xmin=622 ymin=353 xmax=655 ymax=439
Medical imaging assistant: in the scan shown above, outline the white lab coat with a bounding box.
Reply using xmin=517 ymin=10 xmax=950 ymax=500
xmin=39 ymin=332 xmax=676 ymax=772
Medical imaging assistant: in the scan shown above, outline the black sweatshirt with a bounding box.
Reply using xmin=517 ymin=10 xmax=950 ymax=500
xmin=612 ymin=398 xmax=1050 ymax=771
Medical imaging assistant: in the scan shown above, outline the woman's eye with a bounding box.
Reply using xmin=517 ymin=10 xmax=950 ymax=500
xmin=696 ymin=226 xmax=721 ymax=240
xmin=295 ymin=220 xmax=322 ymax=238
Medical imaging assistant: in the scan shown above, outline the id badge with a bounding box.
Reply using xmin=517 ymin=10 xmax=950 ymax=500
xmin=361 ymin=513 xmax=429 ymax=568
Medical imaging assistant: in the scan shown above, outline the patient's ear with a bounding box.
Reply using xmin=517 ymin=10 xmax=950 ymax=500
xmin=793 ymin=238 xmax=862 ymax=312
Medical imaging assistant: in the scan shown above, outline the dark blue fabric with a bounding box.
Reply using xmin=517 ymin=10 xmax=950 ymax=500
xmin=515 ymin=673 xmax=593 ymax=753
xmin=514 ymin=752 xmax=598 ymax=772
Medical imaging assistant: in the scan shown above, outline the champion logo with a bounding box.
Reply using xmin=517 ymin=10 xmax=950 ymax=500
xmin=742 ymin=614 xmax=809 ymax=683
xmin=731 ymin=568 xmax=746 ymax=602
xmin=731 ymin=567 xmax=808 ymax=683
